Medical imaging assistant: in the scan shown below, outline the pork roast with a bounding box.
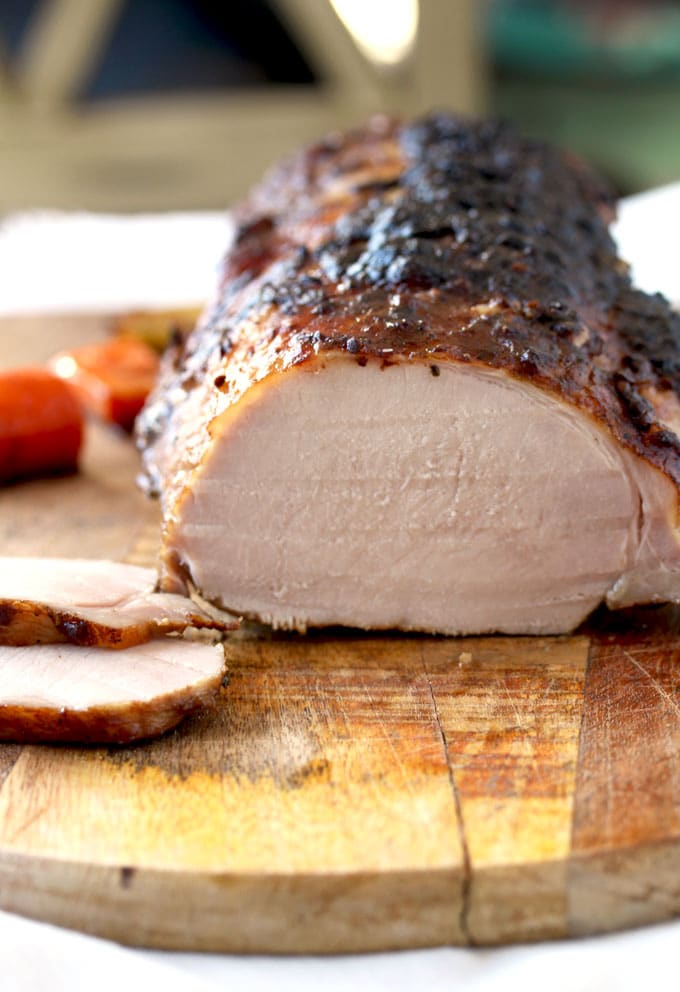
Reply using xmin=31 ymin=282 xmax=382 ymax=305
xmin=137 ymin=113 xmax=680 ymax=635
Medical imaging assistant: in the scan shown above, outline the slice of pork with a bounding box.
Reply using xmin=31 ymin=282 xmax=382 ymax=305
xmin=0 ymin=558 xmax=236 ymax=649
xmin=0 ymin=639 xmax=225 ymax=743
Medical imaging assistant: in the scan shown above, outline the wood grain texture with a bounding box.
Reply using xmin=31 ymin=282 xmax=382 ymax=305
xmin=0 ymin=313 xmax=679 ymax=950
xmin=0 ymin=746 xmax=21 ymax=789
xmin=0 ymin=633 xmax=590 ymax=950
xmin=426 ymin=637 xmax=588 ymax=944
xmin=569 ymin=625 xmax=680 ymax=935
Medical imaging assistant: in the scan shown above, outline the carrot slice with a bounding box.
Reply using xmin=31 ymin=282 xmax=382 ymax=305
xmin=49 ymin=338 xmax=160 ymax=432
xmin=0 ymin=368 xmax=83 ymax=482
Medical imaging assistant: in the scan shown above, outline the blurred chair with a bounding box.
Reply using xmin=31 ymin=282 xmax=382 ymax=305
xmin=0 ymin=0 xmax=484 ymax=211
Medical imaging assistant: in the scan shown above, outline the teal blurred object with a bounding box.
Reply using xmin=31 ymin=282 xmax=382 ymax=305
xmin=489 ymin=0 xmax=680 ymax=78
xmin=487 ymin=0 xmax=680 ymax=192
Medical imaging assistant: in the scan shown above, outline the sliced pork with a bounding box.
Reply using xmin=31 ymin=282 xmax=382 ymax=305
xmin=0 ymin=639 xmax=225 ymax=743
xmin=137 ymin=113 xmax=680 ymax=635
xmin=0 ymin=558 xmax=236 ymax=648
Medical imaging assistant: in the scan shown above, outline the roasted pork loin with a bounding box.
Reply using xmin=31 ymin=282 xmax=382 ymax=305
xmin=137 ymin=113 xmax=680 ymax=635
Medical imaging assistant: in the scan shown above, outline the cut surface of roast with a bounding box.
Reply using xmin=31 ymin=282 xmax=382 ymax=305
xmin=160 ymin=358 xmax=680 ymax=634
xmin=0 ymin=639 xmax=225 ymax=743
xmin=0 ymin=557 xmax=236 ymax=648
xmin=137 ymin=113 xmax=680 ymax=635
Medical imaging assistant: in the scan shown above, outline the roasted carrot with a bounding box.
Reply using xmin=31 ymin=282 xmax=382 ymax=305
xmin=49 ymin=338 xmax=160 ymax=433
xmin=0 ymin=368 xmax=83 ymax=483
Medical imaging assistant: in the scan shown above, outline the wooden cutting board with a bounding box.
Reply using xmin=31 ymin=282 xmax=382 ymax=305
xmin=0 ymin=315 xmax=680 ymax=952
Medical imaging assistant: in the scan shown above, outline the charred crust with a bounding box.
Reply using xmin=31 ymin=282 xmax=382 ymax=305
xmin=136 ymin=111 xmax=680 ymax=490
xmin=57 ymin=613 xmax=111 ymax=647
xmin=167 ymin=326 xmax=184 ymax=350
xmin=0 ymin=602 xmax=16 ymax=628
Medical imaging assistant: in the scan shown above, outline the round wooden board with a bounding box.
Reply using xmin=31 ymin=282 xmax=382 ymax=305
xmin=1 ymin=619 xmax=680 ymax=952
xmin=1 ymin=315 xmax=680 ymax=951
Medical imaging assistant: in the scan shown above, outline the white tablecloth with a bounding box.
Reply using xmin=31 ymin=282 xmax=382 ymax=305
xmin=3 ymin=909 xmax=680 ymax=992
xmin=1 ymin=184 xmax=680 ymax=991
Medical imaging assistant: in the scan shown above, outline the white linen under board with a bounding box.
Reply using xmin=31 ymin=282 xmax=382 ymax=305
xmin=0 ymin=210 xmax=232 ymax=315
